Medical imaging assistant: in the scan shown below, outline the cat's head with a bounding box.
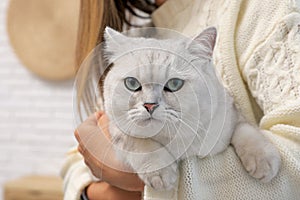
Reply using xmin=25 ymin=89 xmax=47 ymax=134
xmin=102 ymin=27 xmax=217 ymax=139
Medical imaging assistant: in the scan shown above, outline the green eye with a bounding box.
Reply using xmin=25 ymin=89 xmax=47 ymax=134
xmin=124 ymin=77 xmax=141 ymax=92
xmin=164 ymin=78 xmax=184 ymax=92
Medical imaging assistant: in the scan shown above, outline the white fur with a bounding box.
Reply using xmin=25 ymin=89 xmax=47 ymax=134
xmin=101 ymin=27 xmax=281 ymax=190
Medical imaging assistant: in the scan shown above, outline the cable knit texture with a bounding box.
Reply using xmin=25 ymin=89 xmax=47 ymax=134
xmin=149 ymin=0 xmax=300 ymax=199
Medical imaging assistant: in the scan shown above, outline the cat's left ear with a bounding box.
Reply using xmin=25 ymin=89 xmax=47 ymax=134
xmin=190 ymin=27 xmax=217 ymax=58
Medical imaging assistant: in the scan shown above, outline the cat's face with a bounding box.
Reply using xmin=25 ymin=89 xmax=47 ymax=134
xmin=103 ymin=27 xmax=217 ymax=139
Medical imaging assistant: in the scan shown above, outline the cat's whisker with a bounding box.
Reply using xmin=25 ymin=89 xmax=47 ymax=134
xmin=125 ymin=121 xmax=136 ymax=133
xmin=180 ymin=116 xmax=206 ymax=132
xmin=163 ymin=110 xmax=180 ymax=122
xmin=164 ymin=108 xmax=206 ymax=133
xmin=128 ymin=109 xmax=149 ymax=122
xmin=164 ymin=113 xmax=176 ymax=122
xmin=168 ymin=120 xmax=190 ymax=158
xmin=118 ymin=119 xmax=136 ymax=134
xmin=128 ymin=114 xmax=142 ymax=122
xmin=167 ymin=111 xmax=180 ymax=121
xmin=165 ymin=108 xmax=180 ymax=116
xmin=172 ymin=118 xmax=206 ymax=159
xmin=180 ymin=120 xmax=207 ymax=140
xmin=179 ymin=111 xmax=206 ymax=131
xmin=165 ymin=122 xmax=178 ymax=156
xmin=165 ymin=121 xmax=172 ymax=139
xmin=128 ymin=108 xmax=140 ymax=115
xmin=168 ymin=122 xmax=183 ymax=158
xmin=175 ymin=118 xmax=200 ymax=136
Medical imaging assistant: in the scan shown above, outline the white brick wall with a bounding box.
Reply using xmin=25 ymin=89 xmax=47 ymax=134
xmin=0 ymin=1 xmax=77 ymax=199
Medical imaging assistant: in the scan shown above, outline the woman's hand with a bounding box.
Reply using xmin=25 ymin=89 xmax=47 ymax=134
xmin=86 ymin=181 xmax=142 ymax=200
xmin=74 ymin=112 xmax=144 ymax=192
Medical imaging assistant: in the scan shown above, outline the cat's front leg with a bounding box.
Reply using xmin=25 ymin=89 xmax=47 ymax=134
xmin=125 ymin=139 xmax=178 ymax=191
xmin=231 ymin=122 xmax=281 ymax=182
xmin=138 ymin=162 xmax=178 ymax=191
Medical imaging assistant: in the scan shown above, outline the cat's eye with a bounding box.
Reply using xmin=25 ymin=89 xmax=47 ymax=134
xmin=164 ymin=78 xmax=184 ymax=92
xmin=124 ymin=77 xmax=142 ymax=92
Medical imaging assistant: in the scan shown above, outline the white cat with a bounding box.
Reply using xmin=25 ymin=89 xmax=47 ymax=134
xmin=101 ymin=27 xmax=281 ymax=191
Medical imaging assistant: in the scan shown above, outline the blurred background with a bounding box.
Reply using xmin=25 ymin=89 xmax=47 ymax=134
xmin=0 ymin=0 xmax=79 ymax=199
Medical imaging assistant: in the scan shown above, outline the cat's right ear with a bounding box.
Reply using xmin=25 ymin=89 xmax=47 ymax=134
xmin=104 ymin=27 xmax=127 ymax=46
xmin=103 ymin=27 xmax=128 ymax=61
xmin=105 ymin=27 xmax=122 ymax=40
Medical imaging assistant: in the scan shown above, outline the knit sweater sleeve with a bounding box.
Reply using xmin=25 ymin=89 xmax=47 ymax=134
xmin=60 ymin=147 xmax=94 ymax=200
xmin=237 ymin=2 xmax=300 ymax=130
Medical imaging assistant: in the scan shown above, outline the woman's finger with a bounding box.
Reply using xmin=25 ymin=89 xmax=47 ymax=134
xmin=84 ymin=111 xmax=103 ymax=126
xmin=74 ymin=130 xmax=81 ymax=143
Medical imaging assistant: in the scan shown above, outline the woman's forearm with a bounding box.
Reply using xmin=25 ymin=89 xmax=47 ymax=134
xmin=87 ymin=182 xmax=142 ymax=200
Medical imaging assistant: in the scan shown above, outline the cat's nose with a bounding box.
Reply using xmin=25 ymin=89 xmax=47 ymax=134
xmin=143 ymin=103 xmax=159 ymax=115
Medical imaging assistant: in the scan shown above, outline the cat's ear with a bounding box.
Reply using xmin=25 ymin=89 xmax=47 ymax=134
xmin=104 ymin=27 xmax=128 ymax=47
xmin=105 ymin=27 xmax=123 ymax=40
xmin=190 ymin=27 xmax=217 ymax=58
xmin=104 ymin=27 xmax=128 ymax=60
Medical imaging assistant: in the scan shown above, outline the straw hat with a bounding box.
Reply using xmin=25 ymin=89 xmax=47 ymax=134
xmin=7 ymin=0 xmax=80 ymax=81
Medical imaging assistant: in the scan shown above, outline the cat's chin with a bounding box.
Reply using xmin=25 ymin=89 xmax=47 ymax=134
xmin=123 ymin=118 xmax=165 ymax=139
xmin=136 ymin=118 xmax=161 ymax=126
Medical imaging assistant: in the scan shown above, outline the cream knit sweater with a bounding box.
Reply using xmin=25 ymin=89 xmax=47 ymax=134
xmin=61 ymin=0 xmax=300 ymax=199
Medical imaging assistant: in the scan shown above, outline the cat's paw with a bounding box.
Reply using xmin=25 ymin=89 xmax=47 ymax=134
xmin=235 ymin=141 xmax=281 ymax=183
xmin=139 ymin=163 xmax=178 ymax=191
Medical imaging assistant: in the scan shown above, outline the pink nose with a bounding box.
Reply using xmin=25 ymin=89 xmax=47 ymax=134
xmin=143 ymin=103 xmax=159 ymax=114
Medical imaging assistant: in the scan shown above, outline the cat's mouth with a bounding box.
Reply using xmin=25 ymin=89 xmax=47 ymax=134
xmin=123 ymin=116 xmax=165 ymax=138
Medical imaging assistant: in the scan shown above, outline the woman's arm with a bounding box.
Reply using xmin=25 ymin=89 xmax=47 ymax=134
xmin=86 ymin=182 xmax=142 ymax=200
